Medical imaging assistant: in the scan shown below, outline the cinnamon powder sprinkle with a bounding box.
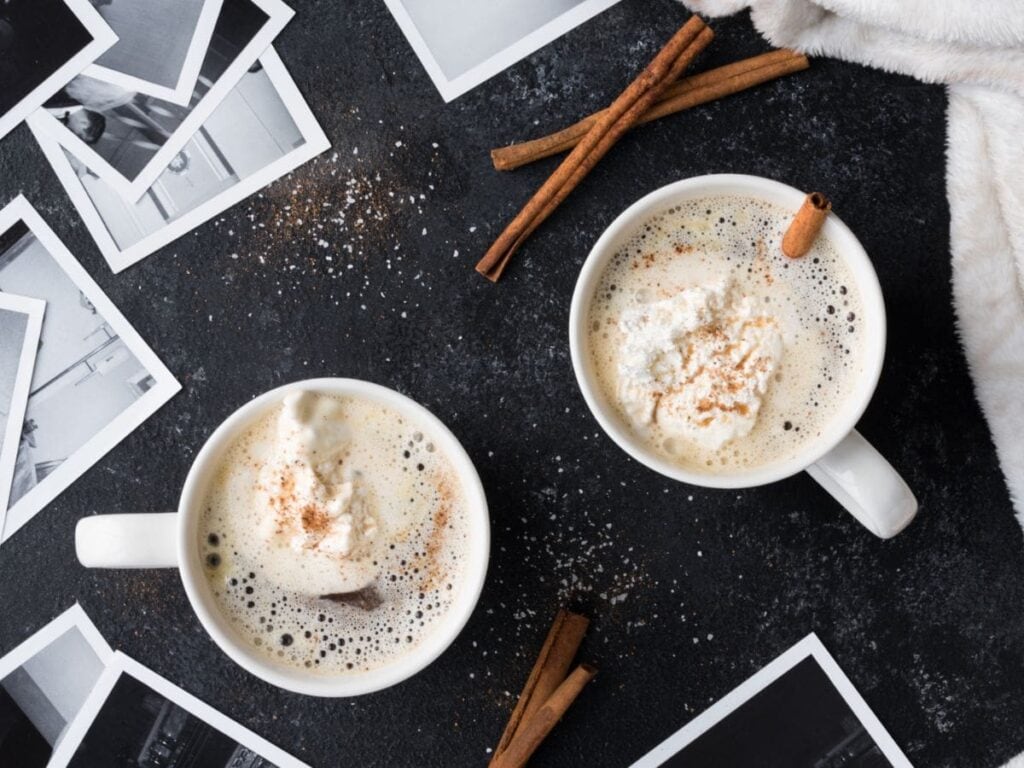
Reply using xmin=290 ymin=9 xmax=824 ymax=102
xmin=300 ymin=503 xmax=331 ymax=536
xmin=406 ymin=475 xmax=456 ymax=593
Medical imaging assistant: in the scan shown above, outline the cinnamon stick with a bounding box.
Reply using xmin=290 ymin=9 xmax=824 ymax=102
xmin=490 ymin=610 xmax=589 ymax=765
xmin=491 ymin=663 xmax=598 ymax=768
xmin=476 ymin=16 xmax=714 ymax=282
xmin=492 ymin=49 xmax=809 ymax=171
xmin=782 ymin=191 xmax=831 ymax=258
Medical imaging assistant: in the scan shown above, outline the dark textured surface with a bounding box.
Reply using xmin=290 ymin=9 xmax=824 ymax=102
xmin=2 ymin=1 xmax=1024 ymax=766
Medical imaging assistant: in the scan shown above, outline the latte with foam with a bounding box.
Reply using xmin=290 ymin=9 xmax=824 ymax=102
xmin=199 ymin=391 xmax=471 ymax=675
xmin=587 ymin=195 xmax=866 ymax=474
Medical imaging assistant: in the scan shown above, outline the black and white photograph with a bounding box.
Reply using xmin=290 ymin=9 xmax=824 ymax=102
xmin=382 ymin=0 xmax=621 ymax=102
xmin=0 ymin=0 xmax=116 ymax=141
xmin=52 ymin=652 xmax=308 ymax=768
xmin=0 ymin=196 xmax=179 ymax=541
xmin=631 ymin=634 xmax=912 ymax=768
xmin=31 ymin=0 xmax=294 ymax=202
xmin=0 ymin=604 xmax=112 ymax=768
xmin=83 ymin=0 xmax=224 ymax=105
xmin=32 ymin=48 xmax=330 ymax=272
xmin=0 ymin=292 xmax=43 ymax=521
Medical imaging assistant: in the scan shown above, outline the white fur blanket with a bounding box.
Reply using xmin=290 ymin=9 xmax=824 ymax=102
xmin=677 ymin=0 xmax=1024 ymax=528
xmin=677 ymin=2 xmax=1024 ymax=765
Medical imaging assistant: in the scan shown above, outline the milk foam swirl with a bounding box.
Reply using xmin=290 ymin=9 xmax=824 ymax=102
xmin=588 ymin=195 xmax=866 ymax=474
xmin=199 ymin=394 xmax=470 ymax=675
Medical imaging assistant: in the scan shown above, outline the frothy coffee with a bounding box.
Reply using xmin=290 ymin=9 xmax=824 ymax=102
xmin=199 ymin=392 xmax=470 ymax=675
xmin=587 ymin=195 xmax=866 ymax=474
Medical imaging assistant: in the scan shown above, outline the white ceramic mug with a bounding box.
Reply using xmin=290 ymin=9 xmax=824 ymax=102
xmin=569 ymin=174 xmax=917 ymax=538
xmin=75 ymin=378 xmax=491 ymax=696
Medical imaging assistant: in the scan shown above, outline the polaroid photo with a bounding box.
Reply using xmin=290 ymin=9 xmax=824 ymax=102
xmin=31 ymin=48 xmax=331 ymax=273
xmin=631 ymin=633 xmax=913 ymax=768
xmin=30 ymin=0 xmax=295 ymax=202
xmin=0 ymin=293 xmax=44 ymax=523
xmin=383 ymin=0 xmax=622 ymax=102
xmin=50 ymin=651 xmax=309 ymax=768
xmin=0 ymin=0 xmax=117 ymax=142
xmin=0 ymin=604 xmax=113 ymax=768
xmin=82 ymin=0 xmax=225 ymax=106
xmin=0 ymin=196 xmax=180 ymax=542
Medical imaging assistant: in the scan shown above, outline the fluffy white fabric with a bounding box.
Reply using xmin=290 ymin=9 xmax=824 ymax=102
xmin=678 ymin=0 xmax=1024 ymax=528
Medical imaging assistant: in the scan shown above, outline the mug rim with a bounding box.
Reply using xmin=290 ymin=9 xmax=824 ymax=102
xmin=568 ymin=174 xmax=887 ymax=489
xmin=176 ymin=377 xmax=490 ymax=697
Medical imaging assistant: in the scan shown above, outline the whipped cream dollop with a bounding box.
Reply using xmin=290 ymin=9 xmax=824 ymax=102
xmin=252 ymin=392 xmax=379 ymax=594
xmin=617 ymin=280 xmax=783 ymax=450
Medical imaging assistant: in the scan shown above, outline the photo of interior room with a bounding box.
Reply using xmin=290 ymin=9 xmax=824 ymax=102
xmin=0 ymin=308 xmax=30 ymax=462
xmin=67 ymin=673 xmax=279 ymax=768
xmin=397 ymin=0 xmax=583 ymax=80
xmin=658 ymin=657 xmax=893 ymax=768
xmin=0 ymin=225 xmax=153 ymax=509
xmin=0 ymin=625 xmax=106 ymax=768
xmin=89 ymin=0 xmax=212 ymax=90
xmin=74 ymin=63 xmax=306 ymax=251
xmin=48 ymin=0 xmax=270 ymax=182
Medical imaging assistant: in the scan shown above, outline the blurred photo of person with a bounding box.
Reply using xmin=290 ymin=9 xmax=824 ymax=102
xmin=0 ymin=0 xmax=117 ymax=141
xmin=42 ymin=0 xmax=277 ymax=184
xmin=44 ymin=75 xmax=135 ymax=145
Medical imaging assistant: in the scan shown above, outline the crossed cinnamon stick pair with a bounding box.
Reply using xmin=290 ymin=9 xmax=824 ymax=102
xmin=489 ymin=610 xmax=593 ymax=768
xmin=475 ymin=15 xmax=811 ymax=282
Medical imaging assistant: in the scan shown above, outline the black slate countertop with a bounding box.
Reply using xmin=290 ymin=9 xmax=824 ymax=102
xmin=3 ymin=1 xmax=1024 ymax=766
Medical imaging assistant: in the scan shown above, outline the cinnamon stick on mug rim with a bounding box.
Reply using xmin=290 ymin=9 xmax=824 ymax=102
xmin=491 ymin=663 xmax=598 ymax=768
xmin=489 ymin=609 xmax=589 ymax=764
xmin=492 ymin=49 xmax=810 ymax=172
xmin=782 ymin=192 xmax=831 ymax=258
xmin=476 ymin=16 xmax=714 ymax=282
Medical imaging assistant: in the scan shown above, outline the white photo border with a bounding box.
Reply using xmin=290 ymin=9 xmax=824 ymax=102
xmin=0 ymin=602 xmax=113 ymax=683
xmin=30 ymin=47 xmax=331 ymax=274
xmin=0 ymin=603 xmax=112 ymax=768
xmin=382 ymin=0 xmax=621 ymax=103
xmin=629 ymin=633 xmax=913 ymax=768
xmin=0 ymin=293 xmax=44 ymax=524
xmin=29 ymin=0 xmax=296 ymax=202
xmin=50 ymin=651 xmax=310 ymax=768
xmin=83 ymin=0 xmax=226 ymax=106
xmin=0 ymin=603 xmax=113 ymax=768
xmin=0 ymin=196 xmax=181 ymax=541
xmin=0 ymin=0 xmax=118 ymax=142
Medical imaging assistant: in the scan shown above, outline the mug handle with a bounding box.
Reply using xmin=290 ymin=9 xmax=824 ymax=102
xmin=805 ymin=429 xmax=918 ymax=539
xmin=76 ymin=513 xmax=179 ymax=568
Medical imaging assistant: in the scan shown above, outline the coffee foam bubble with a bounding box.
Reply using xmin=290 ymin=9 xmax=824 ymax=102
xmin=199 ymin=395 xmax=470 ymax=676
xmin=587 ymin=195 xmax=866 ymax=474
